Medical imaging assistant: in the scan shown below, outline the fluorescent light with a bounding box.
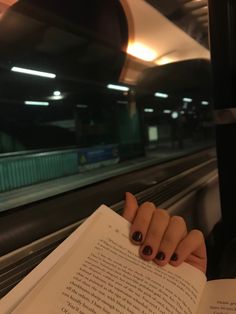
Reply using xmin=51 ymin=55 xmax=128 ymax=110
xmin=171 ymin=111 xmax=179 ymax=119
xmin=53 ymin=90 xmax=61 ymax=96
xmin=144 ymin=108 xmax=154 ymax=113
xmin=25 ymin=101 xmax=49 ymax=106
xmin=155 ymin=92 xmax=168 ymax=98
xmin=11 ymin=67 xmax=56 ymax=79
xmin=163 ymin=110 xmax=171 ymax=114
xmin=183 ymin=98 xmax=192 ymax=102
xmin=127 ymin=42 xmax=157 ymax=62
xmin=201 ymin=101 xmax=209 ymax=105
xmin=107 ymin=84 xmax=129 ymax=92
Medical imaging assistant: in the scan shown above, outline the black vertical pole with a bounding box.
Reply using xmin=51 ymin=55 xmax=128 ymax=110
xmin=208 ymin=0 xmax=236 ymax=241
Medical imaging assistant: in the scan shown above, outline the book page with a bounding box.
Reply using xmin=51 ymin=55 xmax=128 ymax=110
xmin=0 ymin=208 xmax=102 ymax=313
xmin=197 ymin=279 xmax=236 ymax=314
xmin=12 ymin=205 xmax=206 ymax=314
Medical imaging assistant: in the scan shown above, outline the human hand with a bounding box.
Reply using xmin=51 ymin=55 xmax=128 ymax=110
xmin=122 ymin=192 xmax=207 ymax=274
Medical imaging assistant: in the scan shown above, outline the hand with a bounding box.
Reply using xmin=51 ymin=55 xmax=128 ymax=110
xmin=122 ymin=192 xmax=207 ymax=274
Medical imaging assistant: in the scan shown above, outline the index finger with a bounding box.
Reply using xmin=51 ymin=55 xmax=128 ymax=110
xmin=122 ymin=192 xmax=138 ymax=223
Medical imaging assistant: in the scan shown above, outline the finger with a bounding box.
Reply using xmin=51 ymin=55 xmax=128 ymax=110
xmin=139 ymin=208 xmax=170 ymax=261
xmin=122 ymin=192 xmax=138 ymax=223
xmin=130 ymin=202 xmax=156 ymax=245
xmin=154 ymin=215 xmax=187 ymax=266
xmin=170 ymin=229 xmax=206 ymax=272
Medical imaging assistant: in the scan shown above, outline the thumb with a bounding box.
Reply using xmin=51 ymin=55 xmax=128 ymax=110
xmin=122 ymin=192 xmax=138 ymax=223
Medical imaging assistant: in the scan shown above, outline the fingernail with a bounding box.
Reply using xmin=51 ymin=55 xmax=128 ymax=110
xmin=156 ymin=251 xmax=165 ymax=261
xmin=171 ymin=253 xmax=178 ymax=261
xmin=132 ymin=231 xmax=143 ymax=242
xmin=142 ymin=245 xmax=153 ymax=256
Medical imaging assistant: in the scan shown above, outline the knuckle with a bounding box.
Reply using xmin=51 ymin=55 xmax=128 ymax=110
xmin=141 ymin=202 xmax=156 ymax=211
xmin=190 ymin=229 xmax=204 ymax=242
xmin=156 ymin=208 xmax=169 ymax=220
xmin=170 ymin=215 xmax=185 ymax=226
xmin=162 ymin=234 xmax=175 ymax=247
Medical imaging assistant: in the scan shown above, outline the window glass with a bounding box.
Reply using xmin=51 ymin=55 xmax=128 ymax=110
xmin=0 ymin=0 xmax=214 ymax=208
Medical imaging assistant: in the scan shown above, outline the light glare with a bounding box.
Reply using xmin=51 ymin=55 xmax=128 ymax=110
xmin=127 ymin=43 xmax=157 ymax=62
xmin=201 ymin=101 xmax=209 ymax=105
xmin=25 ymin=101 xmax=49 ymax=106
xmin=183 ymin=98 xmax=192 ymax=102
xmin=107 ymin=84 xmax=129 ymax=92
xmin=155 ymin=92 xmax=168 ymax=98
xmin=11 ymin=67 xmax=56 ymax=78
xmin=144 ymin=108 xmax=154 ymax=113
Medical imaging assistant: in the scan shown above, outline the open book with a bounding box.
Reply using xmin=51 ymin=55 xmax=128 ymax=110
xmin=0 ymin=205 xmax=236 ymax=314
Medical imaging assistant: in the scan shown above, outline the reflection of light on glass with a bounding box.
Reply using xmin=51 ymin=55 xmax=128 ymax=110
xmin=107 ymin=84 xmax=129 ymax=92
xmin=171 ymin=111 xmax=179 ymax=119
xmin=51 ymin=95 xmax=63 ymax=100
xmin=154 ymin=92 xmax=168 ymax=98
xmin=156 ymin=56 xmax=173 ymax=65
xmin=12 ymin=67 xmax=56 ymax=78
xmin=25 ymin=101 xmax=49 ymax=106
xmin=148 ymin=126 xmax=158 ymax=141
xmin=163 ymin=110 xmax=171 ymax=114
xmin=201 ymin=101 xmax=209 ymax=105
xmin=144 ymin=108 xmax=154 ymax=113
xmin=53 ymin=90 xmax=61 ymax=96
xmin=127 ymin=43 xmax=157 ymax=62
xmin=183 ymin=98 xmax=192 ymax=102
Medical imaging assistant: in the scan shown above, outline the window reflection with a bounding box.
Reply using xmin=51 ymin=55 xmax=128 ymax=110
xmin=0 ymin=0 xmax=215 ymax=195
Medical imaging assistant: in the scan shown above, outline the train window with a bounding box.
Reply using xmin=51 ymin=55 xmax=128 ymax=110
xmin=0 ymin=0 xmax=215 ymax=211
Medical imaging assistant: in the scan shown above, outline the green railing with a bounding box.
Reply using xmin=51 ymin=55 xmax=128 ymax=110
xmin=0 ymin=150 xmax=78 ymax=192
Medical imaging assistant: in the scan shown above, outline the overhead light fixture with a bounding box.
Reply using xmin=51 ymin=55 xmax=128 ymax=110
xmin=127 ymin=42 xmax=157 ymax=62
xmin=144 ymin=108 xmax=154 ymax=113
xmin=53 ymin=90 xmax=61 ymax=96
xmin=24 ymin=101 xmax=49 ymax=106
xmin=155 ymin=92 xmax=168 ymax=98
xmin=156 ymin=56 xmax=173 ymax=65
xmin=171 ymin=111 xmax=179 ymax=119
xmin=163 ymin=110 xmax=171 ymax=114
xmin=11 ymin=67 xmax=56 ymax=79
xmin=107 ymin=84 xmax=129 ymax=92
xmin=183 ymin=98 xmax=193 ymax=102
xmin=201 ymin=101 xmax=209 ymax=105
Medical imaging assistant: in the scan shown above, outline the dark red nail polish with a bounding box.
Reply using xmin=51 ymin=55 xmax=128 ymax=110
xmin=171 ymin=253 xmax=178 ymax=261
xmin=142 ymin=245 xmax=153 ymax=256
xmin=156 ymin=251 xmax=165 ymax=260
xmin=132 ymin=231 xmax=142 ymax=242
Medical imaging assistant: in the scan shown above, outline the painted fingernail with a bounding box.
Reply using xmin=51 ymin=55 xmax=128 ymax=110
xmin=132 ymin=231 xmax=143 ymax=242
xmin=171 ymin=253 xmax=178 ymax=261
xmin=156 ymin=251 xmax=165 ymax=261
xmin=142 ymin=245 xmax=153 ymax=256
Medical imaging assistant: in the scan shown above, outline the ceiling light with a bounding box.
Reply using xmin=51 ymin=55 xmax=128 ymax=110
xmin=183 ymin=98 xmax=193 ymax=102
xmin=171 ymin=112 xmax=179 ymax=119
xmin=144 ymin=108 xmax=154 ymax=113
xmin=53 ymin=90 xmax=61 ymax=96
xmin=24 ymin=101 xmax=49 ymax=106
xmin=11 ymin=67 xmax=56 ymax=79
xmin=107 ymin=84 xmax=129 ymax=92
xmin=163 ymin=110 xmax=171 ymax=114
xmin=127 ymin=42 xmax=157 ymax=62
xmin=201 ymin=101 xmax=209 ymax=105
xmin=155 ymin=92 xmax=168 ymax=98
